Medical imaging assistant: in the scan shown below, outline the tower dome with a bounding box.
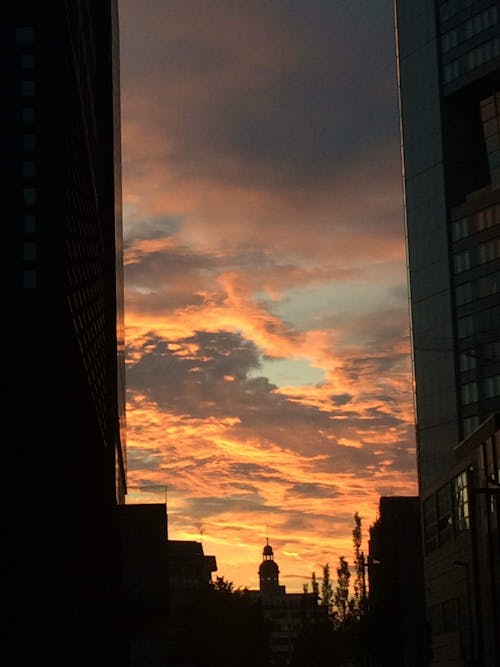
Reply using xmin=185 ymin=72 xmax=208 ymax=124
xmin=259 ymin=539 xmax=280 ymax=594
xmin=263 ymin=542 xmax=273 ymax=558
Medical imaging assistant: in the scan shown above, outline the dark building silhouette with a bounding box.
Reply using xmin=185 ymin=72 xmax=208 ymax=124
xmin=249 ymin=541 xmax=330 ymax=666
xmin=167 ymin=538 xmax=217 ymax=656
xmin=394 ymin=1 xmax=500 ymax=664
xmin=1 ymin=1 xmax=126 ymax=663
xmin=367 ymin=496 xmax=428 ymax=666
xmin=117 ymin=504 xmax=170 ymax=666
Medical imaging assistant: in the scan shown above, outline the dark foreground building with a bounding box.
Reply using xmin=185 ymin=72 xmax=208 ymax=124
xmin=118 ymin=504 xmax=170 ymax=666
xmin=367 ymin=496 xmax=428 ymax=666
xmin=1 ymin=2 xmax=126 ymax=664
xmin=394 ymin=1 xmax=500 ymax=664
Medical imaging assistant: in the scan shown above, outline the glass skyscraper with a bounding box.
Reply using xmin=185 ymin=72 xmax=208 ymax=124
xmin=395 ymin=1 xmax=500 ymax=664
xmin=395 ymin=0 xmax=500 ymax=491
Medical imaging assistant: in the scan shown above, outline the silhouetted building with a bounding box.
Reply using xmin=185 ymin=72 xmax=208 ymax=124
xmin=394 ymin=1 xmax=500 ymax=664
xmin=117 ymin=504 xmax=170 ymax=666
xmin=249 ymin=541 xmax=330 ymax=666
xmin=167 ymin=539 xmax=217 ymax=627
xmin=1 ymin=1 xmax=126 ymax=663
xmin=367 ymin=496 xmax=428 ymax=666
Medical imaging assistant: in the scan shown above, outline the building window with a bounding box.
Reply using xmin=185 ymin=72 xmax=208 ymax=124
xmin=463 ymin=415 xmax=480 ymax=436
xmin=459 ymin=350 xmax=476 ymax=371
xmin=452 ymin=471 xmax=470 ymax=532
xmin=21 ymin=107 xmax=35 ymax=123
xmin=441 ymin=5 xmax=499 ymax=53
xmin=22 ymin=161 xmax=36 ymax=178
xmin=23 ymin=134 xmax=36 ymax=150
xmin=483 ymin=340 xmax=500 ymax=362
xmin=423 ymin=495 xmax=437 ymax=553
xmin=475 ymin=203 xmax=500 ymax=231
xmin=437 ymin=483 xmax=452 ymax=545
xmin=454 ymin=250 xmax=471 ymax=273
xmin=443 ymin=37 xmax=500 ymax=84
xmin=23 ymin=269 xmax=36 ymax=289
xmin=478 ymin=274 xmax=499 ymax=298
xmin=451 ymin=216 xmax=469 ymax=241
xmin=21 ymin=80 xmax=35 ymax=96
xmin=20 ymin=53 xmax=35 ymax=70
xmin=457 ymin=315 xmax=474 ymax=338
xmin=23 ymin=214 xmax=36 ymax=233
xmin=23 ymin=241 xmax=36 ymax=261
xmin=15 ymin=26 xmax=35 ymax=43
xmin=455 ymin=282 xmax=473 ymax=305
xmin=484 ymin=374 xmax=500 ymax=398
xmin=23 ymin=188 xmax=36 ymax=206
xmin=461 ymin=382 xmax=478 ymax=405
xmin=478 ymin=238 xmax=500 ymax=263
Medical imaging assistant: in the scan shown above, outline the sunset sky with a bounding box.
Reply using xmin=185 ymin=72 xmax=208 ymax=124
xmin=119 ymin=0 xmax=418 ymax=593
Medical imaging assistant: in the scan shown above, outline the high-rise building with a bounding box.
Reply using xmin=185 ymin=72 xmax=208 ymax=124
xmin=1 ymin=1 xmax=126 ymax=663
xmin=394 ymin=1 xmax=500 ymax=664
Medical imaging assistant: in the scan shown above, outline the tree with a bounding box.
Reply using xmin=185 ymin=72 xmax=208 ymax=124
xmin=320 ymin=563 xmax=333 ymax=612
xmin=333 ymin=556 xmax=350 ymax=627
xmin=310 ymin=571 xmax=319 ymax=600
xmin=212 ymin=575 xmax=235 ymax=594
xmin=351 ymin=512 xmax=365 ymax=619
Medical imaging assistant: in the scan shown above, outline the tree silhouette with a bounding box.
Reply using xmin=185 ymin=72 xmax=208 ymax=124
xmin=310 ymin=571 xmax=319 ymax=600
xmin=320 ymin=563 xmax=333 ymax=612
xmin=333 ymin=556 xmax=350 ymax=628
xmin=351 ymin=512 xmax=364 ymax=620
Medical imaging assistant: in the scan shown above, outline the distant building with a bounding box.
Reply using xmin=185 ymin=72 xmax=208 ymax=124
xmin=1 ymin=1 xmax=126 ymax=663
xmin=167 ymin=539 xmax=218 ymax=624
xmin=394 ymin=1 xmax=500 ymax=664
xmin=367 ymin=496 xmax=428 ymax=666
xmin=249 ymin=540 xmax=330 ymax=666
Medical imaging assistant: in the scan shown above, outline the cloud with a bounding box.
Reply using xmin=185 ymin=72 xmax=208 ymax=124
xmin=119 ymin=0 xmax=417 ymax=592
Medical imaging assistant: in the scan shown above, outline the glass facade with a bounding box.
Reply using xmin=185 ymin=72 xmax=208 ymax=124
xmin=396 ymin=2 xmax=500 ymax=664
xmin=396 ymin=0 xmax=500 ymax=489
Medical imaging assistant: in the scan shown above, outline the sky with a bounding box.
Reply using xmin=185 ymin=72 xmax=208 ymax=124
xmin=119 ymin=0 xmax=418 ymax=593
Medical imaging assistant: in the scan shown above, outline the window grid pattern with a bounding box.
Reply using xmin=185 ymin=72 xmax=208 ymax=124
xmin=451 ymin=202 xmax=500 ymax=241
xmin=443 ymin=36 xmax=500 ymax=84
xmin=441 ymin=4 xmax=499 ymax=53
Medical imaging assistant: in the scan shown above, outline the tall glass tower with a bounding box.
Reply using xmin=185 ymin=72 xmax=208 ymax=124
xmin=395 ymin=2 xmax=500 ymax=664
xmin=395 ymin=0 xmax=500 ymax=492
xmin=0 ymin=1 xmax=126 ymax=663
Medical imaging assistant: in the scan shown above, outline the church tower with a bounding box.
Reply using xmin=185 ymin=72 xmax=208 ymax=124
xmin=258 ymin=539 xmax=280 ymax=595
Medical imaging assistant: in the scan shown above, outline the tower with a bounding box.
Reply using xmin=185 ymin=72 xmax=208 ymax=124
xmin=259 ymin=539 xmax=280 ymax=595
